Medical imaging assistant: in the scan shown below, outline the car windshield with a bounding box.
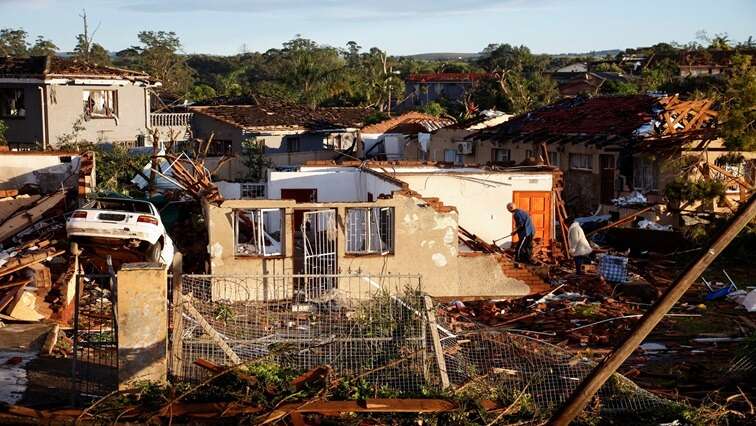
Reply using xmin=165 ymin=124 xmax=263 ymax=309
xmin=90 ymin=199 xmax=153 ymax=214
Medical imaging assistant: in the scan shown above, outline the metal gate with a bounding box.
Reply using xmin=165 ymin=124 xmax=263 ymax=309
xmin=302 ymin=210 xmax=337 ymax=296
xmin=72 ymin=271 xmax=118 ymax=401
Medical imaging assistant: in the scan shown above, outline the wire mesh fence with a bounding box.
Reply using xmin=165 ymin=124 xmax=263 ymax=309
xmin=436 ymin=327 xmax=666 ymax=414
xmin=169 ymin=273 xmax=669 ymax=415
xmin=72 ymin=273 xmax=118 ymax=401
xmin=171 ymin=274 xmax=433 ymax=393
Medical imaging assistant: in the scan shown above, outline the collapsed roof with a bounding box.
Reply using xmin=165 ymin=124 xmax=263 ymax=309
xmin=0 ymin=55 xmax=152 ymax=82
xmin=190 ymin=102 xmax=375 ymax=132
xmin=470 ymin=95 xmax=718 ymax=148
xmin=361 ymin=111 xmax=455 ymax=134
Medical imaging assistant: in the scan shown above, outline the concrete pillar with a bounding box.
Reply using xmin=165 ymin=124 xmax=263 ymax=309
xmin=117 ymin=262 xmax=168 ymax=389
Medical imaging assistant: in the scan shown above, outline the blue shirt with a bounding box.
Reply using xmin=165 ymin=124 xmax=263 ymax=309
xmin=513 ymin=209 xmax=535 ymax=239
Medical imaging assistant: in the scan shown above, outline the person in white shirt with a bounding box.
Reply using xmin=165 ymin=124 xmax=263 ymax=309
xmin=568 ymin=218 xmax=593 ymax=275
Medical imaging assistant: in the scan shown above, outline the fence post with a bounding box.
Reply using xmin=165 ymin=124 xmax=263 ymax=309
xmin=116 ymin=263 xmax=168 ymax=389
xmin=171 ymin=252 xmax=184 ymax=380
xmin=423 ymin=295 xmax=449 ymax=389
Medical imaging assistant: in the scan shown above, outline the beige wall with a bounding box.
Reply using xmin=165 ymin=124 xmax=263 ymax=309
xmin=205 ymin=193 xmax=531 ymax=298
xmin=46 ymin=84 xmax=149 ymax=147
xmin=634 ymin=139 xmax=756 ymax=216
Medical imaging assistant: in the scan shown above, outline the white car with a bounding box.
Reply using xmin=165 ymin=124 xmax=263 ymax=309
xmin=66 ymin=197 xmax=175 ymax=264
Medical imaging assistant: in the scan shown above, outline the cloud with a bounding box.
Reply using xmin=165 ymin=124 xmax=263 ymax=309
xmin=118 ymin=0 xmax=558 ymax=19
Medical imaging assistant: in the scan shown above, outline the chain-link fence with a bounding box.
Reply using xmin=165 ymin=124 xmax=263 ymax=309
xmin=169 ymin=273 xmax=668 ymax=415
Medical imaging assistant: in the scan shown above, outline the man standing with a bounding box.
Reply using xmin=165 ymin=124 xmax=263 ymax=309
xmin=568 ymin=217 xmax=593 ymax=274
xmin=507 ymin=202 xmax=535 ymax=264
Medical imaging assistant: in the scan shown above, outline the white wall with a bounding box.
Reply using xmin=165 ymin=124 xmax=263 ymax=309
xmin=267 ymin=168 xmax=401 ymax=202
xmin=0 ymin=153 xmax=81 ymax=192
xmin=362 ymin=133 xmax=408 ymax=160
xmin=395 ymin=171 xmax=553 ymax=247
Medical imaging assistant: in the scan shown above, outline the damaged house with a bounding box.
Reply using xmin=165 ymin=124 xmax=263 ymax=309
xmin=469 ymin=94 xmax=755 ymax=216
xmin=205 ymin=163 xmax=550 ymax=299
xmin=188 ymin=99 xmax=374 ymax=178
xmin=360 ymin=111 xmax=455 ymax=160
xmin=403 ymin=111 xmax=513 ymax=163
xmin=0 ymin=56 xmax=158 ymax=150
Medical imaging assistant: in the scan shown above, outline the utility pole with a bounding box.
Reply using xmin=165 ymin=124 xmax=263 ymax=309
xmin=549 ymin=194 xmax=756 ymax=425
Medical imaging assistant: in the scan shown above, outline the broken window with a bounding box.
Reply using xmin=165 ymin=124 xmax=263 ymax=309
xmin=0 ymin=88 xmax=25 ymax=118
xmin=240 ymin=183 xmax=266 ymax=199
xmin=286 ymin=137 xmax=300 ymax=153
xmin=632 ymin=157 xmax=659 ymax=191
xmin=83 ymin=90 xmax=117 ymax=118
xmin=569 ymin=153 xmax=593 ymax=171
xmin=206 ymin=139 xmax=233 ymax=156
xmin=234 ymin=209 xmax=283 ymax=256
xmin=346 ymin=207 xmax=394 ymax=255
xmin=492 ymin=148 xmax=511 ymax=162
xmin=548 ymin=151 xmax=560 ymax=167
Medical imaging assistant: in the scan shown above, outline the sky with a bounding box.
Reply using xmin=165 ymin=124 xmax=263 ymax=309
xmin=1 ymin=0 xmax=754 ymax=56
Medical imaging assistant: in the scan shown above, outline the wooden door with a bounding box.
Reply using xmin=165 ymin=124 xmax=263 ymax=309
xmin=599 ymin=154 xmax=615 ymax=205
xmin=512 ymin=191 xmax=552 ymax=244
xmin=281 ymin=189 xmax=318 ymax=230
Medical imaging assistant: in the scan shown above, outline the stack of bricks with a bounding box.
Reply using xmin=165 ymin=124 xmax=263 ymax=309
xmin=497 ymin=256 xmax=550 ymax=293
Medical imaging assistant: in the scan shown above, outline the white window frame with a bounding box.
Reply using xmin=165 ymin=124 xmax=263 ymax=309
xmin=240 ymin=183 xmax=266 ymax=199
xmin=346 ymin=207 xmax=394 ymax=255
xmin=234 ymin=208 xmax=283 ymax=257
xmin=569 ymin=153 xmax=593 ymax=171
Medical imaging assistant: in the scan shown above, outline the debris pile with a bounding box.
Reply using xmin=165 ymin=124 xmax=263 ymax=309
xmin=0 ymin=189 xmax=75 ymax=323
xmin=161 ymin=155 xmax=224 ymax=204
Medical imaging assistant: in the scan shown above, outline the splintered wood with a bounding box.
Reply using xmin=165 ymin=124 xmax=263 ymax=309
xmin=162 ymin=155 xmax=225 ymax=204
xmin=658 ymin=95 xmax=718 ymax=136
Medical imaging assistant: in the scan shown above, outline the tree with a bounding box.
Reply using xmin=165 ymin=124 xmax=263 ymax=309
xmin=187 ymin=84 xmax=217 ymax=101
xmin=0 ymin=28 xmax=29 ymax=56
xmin=421 ymin=101 xmax=445 ymax=117
xmin=241 ymin=138 xmax=272 ymax=182
xmin=640 ymin=58 xmax=678 ymax=91
xmin=718 ymin=54 xmax=755 ymax=151
xmin=133 ymin=31 xmax=195 ymax=96
xmin=709 ymin=33 xmax=733 ymax=50
xmin=29 ymin=36 xmax=58 ymax=56
xmin=73 ymin=10 xmax=111 ymax=64
xmin=600 ymin=80 xmax=639 ymax=95
xmin=473 ymin=44 xmax=558 ymax=113
xmin=278 ymin=37 xmax=346 ymax=108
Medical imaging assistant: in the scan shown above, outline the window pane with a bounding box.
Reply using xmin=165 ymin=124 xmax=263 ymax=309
xmin=235 ymin=209 xmax=282 ymax=256
xmin=236 ymin=210 xmax=261 ymax=255
xmin=346 ymin=208 xmax=368 ymax=253
xmin=261 ymin=209 xmax=282 ymax=255
xmin=379 ymin=207 xmax=394 ymax=253
xmin=368 ymin=208 xmax=382 ymax=252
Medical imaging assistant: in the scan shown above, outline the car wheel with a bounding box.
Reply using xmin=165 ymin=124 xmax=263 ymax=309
xmin=147 ymin=241 xmax=162 ymax=263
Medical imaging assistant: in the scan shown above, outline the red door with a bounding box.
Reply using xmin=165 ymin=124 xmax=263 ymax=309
xmin=512 ymin=191 xmax=552 ymax=244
